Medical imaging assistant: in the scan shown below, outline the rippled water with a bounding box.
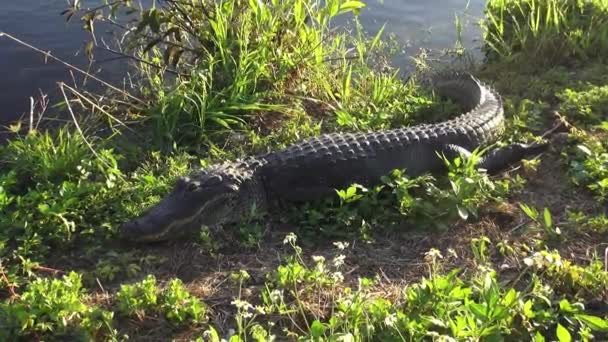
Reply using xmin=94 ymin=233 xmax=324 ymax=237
xmin=0 ymin=0 xmax=485 ymax=127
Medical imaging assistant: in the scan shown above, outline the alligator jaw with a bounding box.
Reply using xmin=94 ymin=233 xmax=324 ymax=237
xmin=118 ymin=193 xmax=203 ymax=242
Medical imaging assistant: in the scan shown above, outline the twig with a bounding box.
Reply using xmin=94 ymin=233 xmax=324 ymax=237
xmin=0 ymin=265 xmax=17 ymax=299
xmin=29 ymin=97 xmax=35 ymax=132
xmin=97 ymin=45 xmax=187 ymax=76
xmin=0 ymin=32 xmax=144 ymax=104
xmin=60 ymin=82 xmax=142 ymax=137
xmin=59 ymin=82 xmax=128 ymax=181
xmin=605 ymin=247 xmax=607 ymax=273
xmin=32 ymin=265 xmax=65 ymax=274
xmin=540 ymin=111 xmax=568 ymax=139
xmin=509 ymin=219 xmax=531 ymax=233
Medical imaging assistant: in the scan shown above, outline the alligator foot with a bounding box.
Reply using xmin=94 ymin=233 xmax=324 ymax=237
xmin=477 ymin=142 xmax=549 ymax=174
xmin=439 ymin=141 xmax=548 ymax=175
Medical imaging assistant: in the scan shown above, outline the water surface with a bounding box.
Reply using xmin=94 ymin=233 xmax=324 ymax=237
xmin=0 ymin=0 xmax=485 ymax=127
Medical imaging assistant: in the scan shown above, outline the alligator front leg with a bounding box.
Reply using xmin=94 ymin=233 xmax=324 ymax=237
xmin=440 ymin=142 xmax=549 ymax=174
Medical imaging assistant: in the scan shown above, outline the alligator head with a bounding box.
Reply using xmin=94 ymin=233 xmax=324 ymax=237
xmin=119 ymin=161 xmax=262 ymax=242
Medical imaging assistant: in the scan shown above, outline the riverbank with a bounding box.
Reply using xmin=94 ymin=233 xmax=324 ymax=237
xmin=1 ymin=0 xmax=607 ymax=340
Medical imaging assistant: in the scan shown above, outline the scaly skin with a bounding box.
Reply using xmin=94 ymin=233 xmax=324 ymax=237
xmin=119 ymin=72 xmax=547 ymax=242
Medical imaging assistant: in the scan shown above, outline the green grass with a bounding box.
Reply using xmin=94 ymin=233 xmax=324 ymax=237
xmin=1 ymin=0 xmax=608 ymax=340
xmin=482 ymin=0 xmax=608 ymax=65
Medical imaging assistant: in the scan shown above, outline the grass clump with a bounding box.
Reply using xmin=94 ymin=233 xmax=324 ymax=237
xmin=483 ymin=0 xmax=608 ymax=65
xmin=70 ymin=0 xmax=385 ymax=149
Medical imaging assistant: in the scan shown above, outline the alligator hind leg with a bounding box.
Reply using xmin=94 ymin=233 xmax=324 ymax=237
xmin=477 ymin=142 xmax=548 ymax=174
xmin=440 ymin=142 xmax=549 ymax=174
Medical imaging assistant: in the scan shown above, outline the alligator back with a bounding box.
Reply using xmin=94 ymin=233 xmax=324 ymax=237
xmin=258 ymin=72 xmax=504 ymax=201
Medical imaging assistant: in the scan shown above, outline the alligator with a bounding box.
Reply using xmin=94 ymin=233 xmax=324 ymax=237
xmin=119 ymin=72 xmax=548 ymax=242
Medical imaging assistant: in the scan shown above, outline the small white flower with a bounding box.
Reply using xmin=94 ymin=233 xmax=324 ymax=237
xmin=312 ymin=255 xmax=326 ymax=263
xmin=332 ymin=271 xmax=344 ymax=283
xmin=283 ymin=232 xmax=297 ymax=245
xmin=333 ymin=254 xmax=346 ymax=268
xmin=231 ymin=299 xmax=254 ymax=312
xmin=424 ymin=248 xmax=443 ymax=261
xmin=447 ymin=248 xmax=458 ymax=259
xmin=384 ymin=313 xmax=397 ymax=327
xmin=333 ymin=241 xmax=350 ymax=250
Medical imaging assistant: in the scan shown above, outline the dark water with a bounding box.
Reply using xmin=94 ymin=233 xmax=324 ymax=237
xmin=0 ymin=0 xmax=485 ymax=128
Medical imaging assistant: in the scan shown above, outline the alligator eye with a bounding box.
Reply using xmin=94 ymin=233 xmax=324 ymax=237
xmin=203 ymin=175 xmax=223 ymax=186
xmin=186 ymin=181 xmax=201 ymax=192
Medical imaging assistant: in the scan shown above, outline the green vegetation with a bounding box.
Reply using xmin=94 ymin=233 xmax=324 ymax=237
xmin=1 ymin=0 xmax=607 ymax=340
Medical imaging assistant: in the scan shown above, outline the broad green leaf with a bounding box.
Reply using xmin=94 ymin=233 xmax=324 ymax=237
xmin=519 ymin=203 xmax=538 ymax=220
xmin=543 ymin=208 xmax=553 ymax=228
xmin=469 ymin=303 xmax=489 ymax=321
xmin=575 ymin=314 xmax=608 ymax=331
xmin=311 ymin=320 xmax=326 ymax=337
xmin=533 ymin=331 xmax=546 ymax=342
xmin=338 ymin=0 xmax=366 ymax=15
xmin=556 ymin=323 xmax=572 ymax=342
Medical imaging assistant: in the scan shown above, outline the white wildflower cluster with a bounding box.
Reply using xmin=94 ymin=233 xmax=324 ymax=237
xmin=312 ymin=255 xmax=327 ymax=273
xmin=523 ymin=250 xmax=563 ymax=270
xmin=312 ymin=255 xmax=326 ymax=263
xmin=333 ymin=241 xmax=350 ymax=250
xmin=333 ymin=254 xmax=346 ymax=268
xmin=424 ymin=248 xmax=443 ymax=262
xmin=331 ymin=271 xmax=344 ymax=283
xmin=231 ymin=299 xmax=256 ymax=318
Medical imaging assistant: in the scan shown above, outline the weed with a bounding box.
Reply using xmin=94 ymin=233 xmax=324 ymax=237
xmin=161 ymin=278 xmax=207 ymax=325
xmin=116 ymin=274 xmax=208 ymax=326
xmin=557 ymin=84 xmax=608 ymax=126
xmin=116 ymin=274 xmax=159 ymax=319
xmin=0 ymin=272 xmax=118 ymax=340
xmin=565 ymin=129 xmax=608 ymax=201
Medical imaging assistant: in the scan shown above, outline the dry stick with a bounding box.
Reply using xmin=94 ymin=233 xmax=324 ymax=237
xmin=32 ymin=265 xmax=66 ymax=275
xmin=605 ymin=247 xmax=607 ymax=273
xmin=59 ymin=83 xmax=128 ymax=181
xmin=0 ymin=266 xmax=17 ymax=299
xmin=98 ymin=45 xmax=187 ymax=77
xmin=540 ymin=111 xmax=569 ymax=139
xmin=60 ymin=82 xmax=142 ymax=136
xmin=0 ymin=32 xmax=144 ymax=105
